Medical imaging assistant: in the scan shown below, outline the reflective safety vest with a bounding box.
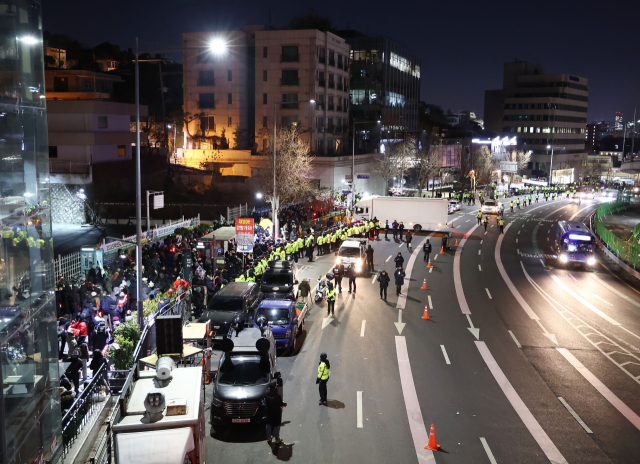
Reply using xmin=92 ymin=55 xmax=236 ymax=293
xmin=483 ymin=217 xmax=488 ymax=223
xmin=326 ymin=288 xmax=336 ymax=301
xmin=499 ymin=219 xmax=505 ymax=226
xmin=510 ymin=202 xmax=514 ymax=207
xmin=280 ymin=249 xmax=286 ymax=260
xmin=317 ymin=236 xmax=323 ymax=245
xmin=318 ymin=362 xmax=330 ymax=380
xmin=285 ymin=243 xmax=293 ymax=254
xmin=296 ymin=238 xmax=303 ymax=250
xmin=246 ymin=276 xmax=255 ymax=283
xmin=305 ymin=237 xmax=313 ymax=247
xmin=332 ymin=233 xmax=337 ymax=243
xmin=236 ymin=275 xmax=246 ymax=282
xmin=516 ymin=199 xmax=520 ymax=204
xmin=477 ymin=212 xmax=482 ymax=219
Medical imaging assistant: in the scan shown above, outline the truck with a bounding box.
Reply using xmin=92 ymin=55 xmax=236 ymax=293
xmin=336 ymin=238 xmax=367 ymax=276
xmin=252 ymin=299 xmax=308 ymax=351
xmin=352 ymin=196 xmax=449 ymax=232
xmin=112 ymin=362 xmax=206 ymax=464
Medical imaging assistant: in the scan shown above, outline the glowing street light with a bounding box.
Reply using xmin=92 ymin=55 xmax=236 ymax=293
xmin=210 ymin=38 xmax=227 ymax=55
xmin=256 ymin=192 xmax=263 ymax=199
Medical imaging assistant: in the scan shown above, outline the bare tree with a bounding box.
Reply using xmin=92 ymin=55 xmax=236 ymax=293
xmin=414 ymin=145 xmax=442 ymax=197
xmin=374 ymin=153 xmax=396 ymax=196
xmin=257 ymin=126 xmax=315 ymax=237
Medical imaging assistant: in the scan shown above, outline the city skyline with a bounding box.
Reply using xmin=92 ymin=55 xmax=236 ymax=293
xmin=42 ymin=0 xmax=639 ymax=124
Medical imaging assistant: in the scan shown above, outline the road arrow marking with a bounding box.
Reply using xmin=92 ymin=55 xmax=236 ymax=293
xmin=394 ymin=310 xmax=406 ymax=334
xmin=322 ymin=315 xmax=334 ymax=329
xmin=466 ymin=314 xmax=480 ymax=340
xmin=535 ymin=319 xmax=558 ymax=344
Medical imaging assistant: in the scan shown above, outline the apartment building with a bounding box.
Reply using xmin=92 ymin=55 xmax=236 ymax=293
xmin=484 ymin=60 xmax=588 ymax=176
xmin=182 ymin=27 xmax=350 ymax=154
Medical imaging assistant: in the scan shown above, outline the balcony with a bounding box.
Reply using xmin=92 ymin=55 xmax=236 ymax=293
xmin=318 ymin=79 xmax=325 ymax=87
xmin=328 ymin=103 xmax=334 ymax=111
xmin=280 ymin=78 xmax=299 ymax=86
xmin=328 ymin=82 xmax=335 ymax=89
xmin=281 ymin=54 xmax=299 ymax=62
xmin=198 ymin=102 xmax=215 ymax=109
xmin=197 ymin=78 xmax=215 ymax=86
xmin=281 ymin=102 xmax=299 ymax=109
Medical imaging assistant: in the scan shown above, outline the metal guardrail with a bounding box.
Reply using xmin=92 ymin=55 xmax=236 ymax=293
xmin=61 ymin=364 xmax=109 ymax=457
xmin=50 ymin=160 xmax=91 ymax=174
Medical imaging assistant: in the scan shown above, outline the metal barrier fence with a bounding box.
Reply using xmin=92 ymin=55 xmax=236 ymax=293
xmin=594 ymin=198 xmax=639 ymax=269
xmin=227 ymin=204 xmax=248 ymax=222
xmin=61 ymin=364 xmax=110 ymax=458
xmin=88 ymin=395 xmax=121 ymax=464
xmin=55 ymin=250 xmax=81 ymax=281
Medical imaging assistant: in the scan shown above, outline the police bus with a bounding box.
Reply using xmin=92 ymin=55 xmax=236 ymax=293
xmin=555 ymin=221 xmax=596 ymax=267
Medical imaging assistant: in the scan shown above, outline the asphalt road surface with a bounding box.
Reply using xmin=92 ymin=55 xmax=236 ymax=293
xmin=205 ymin=196 xmax=640 ymax=463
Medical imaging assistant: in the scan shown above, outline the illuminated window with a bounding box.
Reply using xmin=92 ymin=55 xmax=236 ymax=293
xmin=385 ymin=92 xmax=405 ymax=107
xmin=118 ymin=145 xmax=126 ymax=157
xmin=542 ymin=127 xmax=550 ymax=133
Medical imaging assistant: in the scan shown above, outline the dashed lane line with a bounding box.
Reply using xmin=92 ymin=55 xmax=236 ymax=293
xmin=590 ymin=293 xmax=613 ymax=307
xmin=360 ymin=320 xmax=366 ymax=337
xmin=440 ymin=345 xmax=451 ymax=364
xmin=386 ymin=255 xmax=392 ymax=262
xmin=357 ymin=391 xmax=364 ymax=428
xmin=485 ymin=288 xmax=492 ymax=299
xmin=558 ymin=397 xmax=592 ymax=434
xmin=476 ymin=342 xmax=568 ymax=464
xmin=480 ymin=437 xmax=498 ymax=464
xmin=478 ymin=250 xmax=481 ymax=255
xmin=478 ymin=264 xmax=482 ymax=271
xmin=427 ymin=295 xmax=433 ymax=310
xmin=508 ymin=330 xmax=522 ymax=348
xmin=557 ymin=348 xmax=640 ymax=431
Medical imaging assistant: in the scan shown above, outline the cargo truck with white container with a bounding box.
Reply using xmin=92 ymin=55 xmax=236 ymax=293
xmin=352 ymin=197 xmax=450 ymax=231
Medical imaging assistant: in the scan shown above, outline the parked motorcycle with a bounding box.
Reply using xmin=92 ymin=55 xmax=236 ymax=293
xmin=315 ymin=276 xmax=327 ymax=304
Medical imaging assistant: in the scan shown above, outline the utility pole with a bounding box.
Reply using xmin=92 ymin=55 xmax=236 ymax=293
xmin=134 ymin=38 xmax=143 ymax=327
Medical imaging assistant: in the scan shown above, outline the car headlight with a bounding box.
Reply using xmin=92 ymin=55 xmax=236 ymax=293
xmin=211 ymin=395 xmax=222 ymax=407
xmin=560 ymin=254 xmax=569 ymax=263
xmin=357 ymin=258 xmax=362 ymax=266
xmin=356 ymin=265 xmax=362 ymax=272
xmin=336 ymin=257 xmax=341 ymax=264
xmin=587 ymin=257 xmax=596 ymax=266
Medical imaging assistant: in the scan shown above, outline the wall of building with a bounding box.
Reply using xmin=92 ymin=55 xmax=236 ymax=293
xmin=311 ymin=153 xmax=386 ymax=195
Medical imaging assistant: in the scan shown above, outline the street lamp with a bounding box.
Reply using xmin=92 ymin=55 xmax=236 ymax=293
xmin=210 ymin=38 xmax=227 ymax=55
xmin=256 ymin=192 xmax=263 ymax=199
xmin=546 ymin=145 xmax=566 ymax=186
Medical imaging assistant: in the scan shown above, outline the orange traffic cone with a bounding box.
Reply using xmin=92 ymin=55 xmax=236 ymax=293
xmin=427 ymin=258 xmax=432 ymax=268
xmin=463 ymin=232 xmax=467 ymax=239
xmin=421 ymin=279 xmax=427 ymax=290
xmin=454 ymin=239 xmax=459 ymax=247
xmin=440 ymin=246 xmax=444 ymax=254
xmin=422 ymin=306 xmax=430 ymax=319
xmin=450 ymin=223 xmax=454 ymax=228
xmin=424 ymin=424 xmax=440 ymax=451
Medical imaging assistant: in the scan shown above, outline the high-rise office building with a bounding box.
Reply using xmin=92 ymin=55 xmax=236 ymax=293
xmin=183 ymin=27 xmax=350 ymax=154
xmin=336 ymin=30 xmax=421 ymax=152
xmin=484 ymin=60 xmax=588 ymax=175
xmin=0 ymin=1 xmax=63 ymax=464
xmin=614 ymin=112 xmax=623 ymax=132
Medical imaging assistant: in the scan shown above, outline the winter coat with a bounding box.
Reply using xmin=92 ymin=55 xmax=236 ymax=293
xmin=90 ymin=351 xmax=109 ymax=374
xmin=394 ymin=255 xmax=405 ymax=268
xmin=394 ymin=269 xmax=406 ymax=286
xmin=405 ymin=232 xmax=413 ymax=243
xmin=298 ymin=280 xmax=311 ymax=297
xmin=377 ymin=272 xmax=390 ymax=288
xmin=265 ymin=388 xmax=285 ymax=426
xmin=69 ymin=321 xmax=88 ymax=337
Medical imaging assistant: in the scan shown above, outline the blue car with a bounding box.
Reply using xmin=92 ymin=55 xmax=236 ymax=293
xmin=252 ymin=299 xmax=307 ymax=351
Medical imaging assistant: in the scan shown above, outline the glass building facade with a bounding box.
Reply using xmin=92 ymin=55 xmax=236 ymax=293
xmin=0 ymin=1 xmax=63 ymax=463
xmin=338 ymin=30 xmax=421 ymax=152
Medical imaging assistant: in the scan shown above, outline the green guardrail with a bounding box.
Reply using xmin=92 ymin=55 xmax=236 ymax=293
xmin=594 ymin=195 xmax=639 ymax=269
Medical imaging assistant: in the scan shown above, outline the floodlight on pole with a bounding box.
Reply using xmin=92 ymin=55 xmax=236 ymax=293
xmin=210 ymin=38 xmax=227 ymax=55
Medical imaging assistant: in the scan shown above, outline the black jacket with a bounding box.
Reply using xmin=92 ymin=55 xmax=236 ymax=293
xmin=394 ymin=255 xmax=404 ymax=268
xmin=394 ymin=269 xmax=406 ymax=286
xmin=377 ymin=273 xmax=390 ymax=288
xmin=265 ymin=388 xmax=285 ymax=425
xmin=366 ymin=248 xmax=374 ymax=260
xmin=423 ymin=243 xmax=432 ymax=254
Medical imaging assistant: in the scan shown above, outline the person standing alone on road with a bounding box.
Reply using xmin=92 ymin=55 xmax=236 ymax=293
xmin=366 ymin=245 xmax=374 ymax=272
xmin=483 ymin=215 xmax=489 ymax=231
xmin=266 ymin=381 xmax=286 ymax=445
xmin=477 ymin=210 xmax=483 ymax=225
xmin=499 ymin=217 xmax=505 ymax=234
xmin=298 ymin=278 xmax=310 ymax=305
xmin=398 ymin=222 xmax=405 ymax=241
xmin=377 ymin=270 xmax=390 ymax=300
xmin=394 ymin=266 xmax=406 ymax=296
xmin=394 ymin=252 xmax=404 ymax=269
xmin=326 ymin=282 xmax=336 ymax=315
xmin=317 ymin=353 xmax=330 ymax=406
xmin=405 ymin=230 xmax=413 ymax=251
xmin=347 ymin=265 xmax=357 ymax=294
xmin=423 ymin=239 xmax=432 ymax=262
xmin=392 ymin=221 xmax=398 ymax=239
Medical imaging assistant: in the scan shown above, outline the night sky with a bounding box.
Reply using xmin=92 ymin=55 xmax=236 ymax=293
xmin=43 ymin=0 xmax=639 ymax=125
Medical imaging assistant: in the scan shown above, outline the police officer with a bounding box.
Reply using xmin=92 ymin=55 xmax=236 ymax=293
xmin=423 ymin=239 xmax=432 ymax=262
xmin=483 ymin=215 xmax=489 ymax=231
xmin=510 ymin=200 xmax=514 ymax=212
xmin=333 ymin=261 xmax=344 ymax=293
xmin=326 ymin=283 xmax=336 ymax=316
xmin=317 ymin=234 xmax=323 ymax=256
xmin=477 ymin=210 xmax=483 ymax=225
xmin=317 ymin=353 xmax=330 ymax=406
xmin=499 ymin=217 xmax=505 ymax=234
xmin=347 ymin=265 xmax=357 ymax=294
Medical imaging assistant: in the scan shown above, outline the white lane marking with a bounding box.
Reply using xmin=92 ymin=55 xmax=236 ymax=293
xmin=466 ymin=314 xmax=480 ymax=339
xmin=508 ymin=330 xmax=522 ymax=348
xmin=569 ymin=273 xmax=577 ymax=281
xmin=495 ymin=223 xmax=539 ymax=320
xmin=476 ymin=342 xmax=567 ymax=463
xmin=478 ymin=264 xmax=482 ymax=271
xmin=429 ymin=267 xmax=433 ymax=273
xmin=480 ymin=437 xmax=498 ymax=464
xmin=360 ymin=320 xmax=366 ymax=337
xmin=548 ymin=229 xmax=550 ymax=233
xmin=433 ymin=255 xmax=438 ymax=261
xmin=440 ymin=345 xmax=451 ymax=364
xmin=591 ymin=293 xmax=613 ymax=306
xmin=386 ymin=255 xmax=392 ymax=262
xmin=557 ymin=348 xmax=640 ymax=431
xmin=427 ymin=295 xmax=433 ymax=310
xmin=590 ymin=273 xmax=640 ymax=309
xmin=518 ymin=230 xmax=521 ymax=234
xmin=485 ymin=288 xmax=492 ymax=299
xmin=558 ymin=397 xmax=593 ymax=434
xmin=550 ymin=274 xmax=620 ymax=326
xmin=484 ymin=231 xmax=487 ymax=235
xmin=478 ymin=250 xmax=481 ymax=255
xmin=466 ymin=219 xmax=470 ymax=222
xmin=569 ymin=204 xmax=595 ymax=221
xmin=516 ymin=238 xmax=518 ymax=243
xmin=547 ymin=237 xmax=549 ymax=241
xmin=454 ymin=224 xmax=480 ymax=314
xmin=371 ymin=272 xmax=378 ymax=284
xmin=480 ymin=240 xmax=483 ymax=244
xmin=395 ymin=337 xmax=435 ymax=462
xmin=397 ymin=235 xmax=431 ymax=310
xmin=399 ymin=243 xmax=404 ymax=248
xmin=357 ymin=391 xmax=364 ymax=428
xmin=322 ymin=315 xmax=334 ymax=329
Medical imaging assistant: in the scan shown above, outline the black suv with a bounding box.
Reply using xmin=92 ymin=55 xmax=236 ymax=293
xmin=260 ymin=259 xmax=299 ymax=300
xmin=199 ymin=282 xmax=262 ymax=340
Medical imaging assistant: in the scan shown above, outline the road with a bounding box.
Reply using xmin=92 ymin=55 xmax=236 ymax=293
xmin=205 ymin=197 xmax=640 ymax=463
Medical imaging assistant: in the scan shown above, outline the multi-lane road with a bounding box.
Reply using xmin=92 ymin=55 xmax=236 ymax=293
xmin=206 ymin=197 xmax=640 ymax=463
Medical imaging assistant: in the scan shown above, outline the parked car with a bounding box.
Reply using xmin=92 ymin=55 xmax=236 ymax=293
xmin=199 ymin=282 xmax=262 ymax=340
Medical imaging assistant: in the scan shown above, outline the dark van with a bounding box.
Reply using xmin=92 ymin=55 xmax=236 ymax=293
xmin=199 ymin=282 xmax=262 ymax=340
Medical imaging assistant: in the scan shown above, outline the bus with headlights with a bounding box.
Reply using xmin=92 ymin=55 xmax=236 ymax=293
xmin=555 ymin=221 xmax=596 ymax=268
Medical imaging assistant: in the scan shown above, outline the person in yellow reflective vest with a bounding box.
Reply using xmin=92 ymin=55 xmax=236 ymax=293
xmin=499 ymin=217 xmax=505 ymax=234
xmin=317 ymin=352 xmax=331 ymax=406
xmin=317 ymin=234 xmax=324 ymax=256
xmin=236 ymin=274 xmax=246 ymax=282
xmin=305 ymin=235 xmax=314 ymax=262
xmin=477 ymin=210 xmax=482 ymax=225
xmin=280 ymin=247 xmax=286 ymax=260
xmin=326 ymin=283 xmax=336 ymax=315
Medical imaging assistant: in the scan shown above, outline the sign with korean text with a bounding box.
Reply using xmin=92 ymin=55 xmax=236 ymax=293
xmin=235 ymin=218 xmax=254 ymax=253
xmin=499 ymin=161 xmax=518 ymax=173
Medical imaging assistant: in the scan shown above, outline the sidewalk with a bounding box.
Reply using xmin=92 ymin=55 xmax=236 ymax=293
xmin=600 ymin=203 xmax=640 ymax=242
